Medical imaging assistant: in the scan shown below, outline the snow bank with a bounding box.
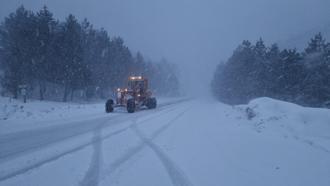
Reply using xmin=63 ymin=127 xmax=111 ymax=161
xmin=0 ymin=96 xmax=184 ymax=134
xmin=240 ymin=97 xmax=330 ymax=151
xmin=0 ymin=97 xmax=104 ymax=121
xmin=0 ymin=96 xmax=107 ymax=134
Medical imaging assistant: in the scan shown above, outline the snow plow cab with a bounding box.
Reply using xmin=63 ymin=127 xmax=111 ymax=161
xmin=105 ymin=76 xmax=157 ymax=113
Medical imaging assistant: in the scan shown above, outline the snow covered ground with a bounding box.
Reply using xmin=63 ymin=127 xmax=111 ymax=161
xmin=0 ymin=97 xmax=179 ymax=134
xmin=0 ymin=96 xmax=329 ymax=186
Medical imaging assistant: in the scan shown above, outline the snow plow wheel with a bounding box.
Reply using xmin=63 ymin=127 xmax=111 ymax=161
xmin=146 ymin=97 xmax=157 ymax=109
xmin=105 ymin=99 xmax=114 ymax=113
xmin=127 ymin=98 xmax=136 ymax=113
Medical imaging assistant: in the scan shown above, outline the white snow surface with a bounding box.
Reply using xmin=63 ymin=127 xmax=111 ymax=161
xmin=0 ymin=96 xmax=329 ymax=186
xmin=0 ymin=97 xmax=178 ymax=134
xmin=241 ymin=97 xmax=330 ymax=152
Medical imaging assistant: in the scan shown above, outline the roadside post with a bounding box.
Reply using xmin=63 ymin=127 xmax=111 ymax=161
xmin=19 ymin=84 xmax=27 ymax=103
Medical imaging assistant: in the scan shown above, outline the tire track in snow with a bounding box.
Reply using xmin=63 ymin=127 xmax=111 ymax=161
xmin=80 ymin=128 xmax=103 ymax=186
xmin=0 ymin=98 xmax=187 ymax=162
xmin=98 ymin=107 xmax=187 ymax=180
xmin=0 ymin=100 xmax=189 ymax=183
xmin=79 ymin=106 xmax=180 ymax=186
xmin=0 ymin=105 xmax=176 ymax=182
xmin=131 ymin=118 xmax=193 ymax=186
xmin=99 ymin=108 xmax=192 ymax=186
xmin=0 ymin=128 xmax=128 ymax=182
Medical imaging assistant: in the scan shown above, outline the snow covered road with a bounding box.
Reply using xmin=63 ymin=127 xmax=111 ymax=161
xmin=0 ymin=98 xmax=330 ymax=186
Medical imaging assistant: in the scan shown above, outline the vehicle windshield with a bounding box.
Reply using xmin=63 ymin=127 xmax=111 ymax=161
xmin=128 ymin=80 xmax=144 ymax=90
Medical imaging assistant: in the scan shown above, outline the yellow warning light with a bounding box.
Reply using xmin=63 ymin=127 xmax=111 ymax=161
xmin=129 ymin=76 xmax=142 ymax=80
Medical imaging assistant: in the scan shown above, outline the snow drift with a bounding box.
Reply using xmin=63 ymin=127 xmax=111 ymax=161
xmin=241 ymin=97 xmax=330 ymax=152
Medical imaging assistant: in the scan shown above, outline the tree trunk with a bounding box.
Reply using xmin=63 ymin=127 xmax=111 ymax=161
xmin=63 ymin=83 xmax=69 ymax=102
xmin=39 ymin=88 xmax=44 ymax=101
xmin=100 ymin=87 xmax=105 ymax=99
xmin=13 ymin=87 xmax=18 ymax=99
xmin=39 ymin=80 xmax=46 ymax=101
xmin=11 ymin=80 xmax=19 ymax=99
xmin=70 ymin=89 xmax=74 ymax=101
xmin=84 ymin=88 xmax=89 ymax=101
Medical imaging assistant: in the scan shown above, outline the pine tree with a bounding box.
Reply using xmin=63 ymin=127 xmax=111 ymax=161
xmin=305 ymin=32 xmax=326 ymax=54
xmin=0 ymin=6 xmax=37 ymax=98
xmin=279 ymin=49 xmax=304 ymax=101
xmin=302 ymin=35 xmax=330 ymax=106
xmin=133 ymin=52 xmax=145 ymax=75
xmin=108 ymin=37 xmax=133 ymax=88
xmin=55 ymin=14 xmax=87 ymax=102
xmin=90 ymin=28 xmax=112 ymax=98
xmin=266 ymin=43 xmax=281 ymax=98
xmin=0 ymin=6 xmax=179 ymax=101
xmin=33 ymin=6 xmax=57 ymax=100
xmin=254 ymin=38 xmax=267 ymax=59
xmin=211 ymin=62 xmax=225 ymax=99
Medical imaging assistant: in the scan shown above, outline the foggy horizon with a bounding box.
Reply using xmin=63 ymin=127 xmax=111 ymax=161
xmin=1 ymin=0 xmax=330 ymax=96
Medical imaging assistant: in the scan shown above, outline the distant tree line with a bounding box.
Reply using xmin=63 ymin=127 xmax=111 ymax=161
xmin=0 ymin=6 xmax=179 ymax=101
xmin=212 ymin=33 xmax=330 ymax=107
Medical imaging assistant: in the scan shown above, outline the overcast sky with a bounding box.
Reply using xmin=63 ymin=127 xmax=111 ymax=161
xmin=1 ymin=0 xmax=330 ymax=95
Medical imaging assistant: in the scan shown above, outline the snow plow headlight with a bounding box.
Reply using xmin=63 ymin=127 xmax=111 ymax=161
xmin=129 ymin=76 xmax=142 ymax=80
xmin=117 ymin=88 xmax=121 ymax=92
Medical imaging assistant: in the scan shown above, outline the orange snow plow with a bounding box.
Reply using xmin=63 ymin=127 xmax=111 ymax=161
xmin=105 ymin=76 xmax=157 ymax=113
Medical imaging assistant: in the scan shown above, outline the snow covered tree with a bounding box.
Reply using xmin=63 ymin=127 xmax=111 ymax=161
xmin=154 ymin=58 xmax=180 ymax=96
xmin=132 ymin=52 xmax=146 ymax=75
xmin=212 ymin=34 xmax=330 ymax=107
xmin=53 ymin=14 xmax=90 ymax=102
xmin=0 ymin=6 xmax=37 ymax=98
xmin=0 ymin=6 xmax=180 ymax=101
xmin=86 ymin=28 xmax=113 ymax=98
xmin=301 ymin=34 xmax=330 ymax=106
xmin=305 ymin=33 xmax=326 ymax=54
xmin=253 ymin=38 xmax=267 ymax=59
xmin=33 ymin=6 xmax=58 ymax=100
xmin=277 ymin=49 xmax=304 ymax=100
xmin=211 ymin=40 xmax=257 ymax=104
xmin=108 ymin=37 xmax=133 ymax=88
